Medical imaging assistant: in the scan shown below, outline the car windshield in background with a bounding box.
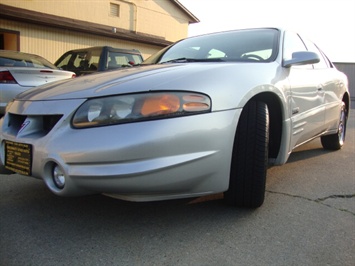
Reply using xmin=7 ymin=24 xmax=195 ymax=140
xmin=143 ymin=28 xmax=280 ymax=64
xmin=56 ymin=49 xmax=103 ymax=73
xmin=0 ymin=51 xmax=56 ymax=69
xmin=54 ymin=46 xmax=144 ymax=76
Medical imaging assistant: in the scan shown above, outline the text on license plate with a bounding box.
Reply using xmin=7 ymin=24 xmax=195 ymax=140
xmin=4 ymin=140 xmax=32 ymax=176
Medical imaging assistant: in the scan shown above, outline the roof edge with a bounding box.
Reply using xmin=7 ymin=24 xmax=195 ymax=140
xmin=0 ymin=4 xmax=173 ymax=47
xmin=170 ymin=0 xmax=200 ymax=24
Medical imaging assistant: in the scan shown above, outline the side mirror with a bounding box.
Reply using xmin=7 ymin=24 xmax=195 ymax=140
xmin=283 ymin=51 xmax=320 ymax=68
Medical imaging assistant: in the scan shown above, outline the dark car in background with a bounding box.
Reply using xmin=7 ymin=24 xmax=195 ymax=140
xmin=54 ymin=46 xmax=144 ymax=76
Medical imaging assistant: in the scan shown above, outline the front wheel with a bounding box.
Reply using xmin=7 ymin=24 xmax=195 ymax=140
xmin=224 ymin=100 xmax=269 ymax=208
xmin=321 ymin=102 xmax=347 ymax=150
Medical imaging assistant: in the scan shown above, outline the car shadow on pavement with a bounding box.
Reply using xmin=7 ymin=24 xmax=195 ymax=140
xmin=1 ymin=175 xmax=255 ymax=229
xmin=286 ymin=147 xmax=329 ymax=163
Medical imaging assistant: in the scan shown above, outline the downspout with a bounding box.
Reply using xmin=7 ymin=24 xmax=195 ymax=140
xmin=115 ymin=0 xmax=138 ymax=33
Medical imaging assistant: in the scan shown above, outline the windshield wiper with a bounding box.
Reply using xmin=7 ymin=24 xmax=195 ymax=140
xmin=160 ymin=58 xmax=225 ymax=64
xmin=160 ymin=58 xmax=196 ymax=64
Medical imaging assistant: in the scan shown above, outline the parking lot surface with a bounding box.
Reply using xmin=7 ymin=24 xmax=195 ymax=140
xmin=1 ymin=104 xmax=354 ymax=266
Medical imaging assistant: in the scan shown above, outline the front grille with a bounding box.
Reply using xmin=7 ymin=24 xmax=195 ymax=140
xmin=6 ymin=113 xmax=63 ymax=137
xmin=43 ymin=115 xmax=63 ymax=133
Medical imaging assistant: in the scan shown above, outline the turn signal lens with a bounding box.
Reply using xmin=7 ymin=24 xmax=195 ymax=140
xmin=182 ymin=94 xmax=211 ymax=112
xmin=183 ymin=102 xmax=210 ymax=112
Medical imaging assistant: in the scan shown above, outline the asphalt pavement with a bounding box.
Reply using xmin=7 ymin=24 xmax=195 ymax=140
xmin=1 ymin=104 xmax=354 ymax=266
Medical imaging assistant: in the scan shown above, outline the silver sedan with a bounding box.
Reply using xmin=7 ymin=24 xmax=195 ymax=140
xmin=0 ymin=50 xmax=76 ymax=116
xmin=0 ymin=28 xmax=350 ymax=208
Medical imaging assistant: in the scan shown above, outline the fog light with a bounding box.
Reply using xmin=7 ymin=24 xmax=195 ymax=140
xmin=53 ymin=165 xmax=65 ymax=189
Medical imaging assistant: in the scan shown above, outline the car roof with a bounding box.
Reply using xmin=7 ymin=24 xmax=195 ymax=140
xmin=0 ymin=50 xmax=56 ymax=68
xmin=0 ymin=50 xmax=51 ymax=61
xmin=63 ymin=46 xmax=142 ymax=55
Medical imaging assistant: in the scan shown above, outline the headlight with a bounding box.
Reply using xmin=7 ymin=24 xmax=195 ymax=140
xmin=72 ymin=92 xmax=211 ymax=128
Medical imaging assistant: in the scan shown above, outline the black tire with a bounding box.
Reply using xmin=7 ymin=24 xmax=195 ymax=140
xmin=224 ymin=100 xmax=269 ymax=208
xmin=321 ymin=102 xmax=347 ymax=150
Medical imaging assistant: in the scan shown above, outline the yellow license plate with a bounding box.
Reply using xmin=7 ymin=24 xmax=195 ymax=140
xmin=4 ymin=140 xmax=32 ymax=176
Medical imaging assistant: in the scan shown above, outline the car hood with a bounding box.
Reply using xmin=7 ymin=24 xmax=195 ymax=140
xmin=17 ymin=62 xmax=280 ymax=101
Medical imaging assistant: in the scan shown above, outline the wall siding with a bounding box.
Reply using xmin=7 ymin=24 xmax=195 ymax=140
xmin=0 ymin=0 xmax=190 ymax=42
xmin=1 ymin=19 xmax=160 ymax=62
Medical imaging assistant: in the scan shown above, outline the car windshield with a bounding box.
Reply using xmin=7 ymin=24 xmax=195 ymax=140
xmin=55 ymin=49 xmax=102 ymax=71
xmin=106 ymin=51 xmax=143 ymax=69
xmin=143 ymin=28 xmax=280 ymax=64
xmin=0 ymin=51 xmax=56 ymax=69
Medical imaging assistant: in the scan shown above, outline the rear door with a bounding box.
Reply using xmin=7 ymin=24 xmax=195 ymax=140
xmin=302 ymin=38 xmax=345 ymax=132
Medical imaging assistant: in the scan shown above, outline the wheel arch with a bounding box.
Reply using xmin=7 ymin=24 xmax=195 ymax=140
xmin=250 ymin=92 xmax=284 ymax=162
xmin=342 ymin=92 xmax=350 ymax=117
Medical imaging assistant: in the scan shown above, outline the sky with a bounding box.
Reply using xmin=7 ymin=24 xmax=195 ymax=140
xmin=178 ymin=0 xmax=355 ymax=62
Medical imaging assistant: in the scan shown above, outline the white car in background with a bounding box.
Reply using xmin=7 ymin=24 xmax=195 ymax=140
xmin=0 ymin=50 xmax=76 ymax=116
xmin=0 ymin=28 xmax=350 ymax=208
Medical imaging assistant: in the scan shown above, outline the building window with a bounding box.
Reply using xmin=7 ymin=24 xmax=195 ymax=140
xmin=110 ymin=3 xmax=120 ymax=17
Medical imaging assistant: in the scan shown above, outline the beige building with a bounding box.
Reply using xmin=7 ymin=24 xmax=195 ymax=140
xmin=0 ymin=0 xmax=199 ymax=62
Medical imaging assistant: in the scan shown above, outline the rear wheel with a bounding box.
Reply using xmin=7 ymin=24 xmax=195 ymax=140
xmin=321 ymin=102 xmax=347 ymax=150
xmin=224 ymin=100 xmax=269 ymax=208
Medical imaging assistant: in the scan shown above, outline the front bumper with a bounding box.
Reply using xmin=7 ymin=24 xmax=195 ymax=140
xmin=0 ymin=99 xmax=241 ymax=201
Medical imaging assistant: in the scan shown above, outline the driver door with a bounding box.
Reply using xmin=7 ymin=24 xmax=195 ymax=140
xmin=284 ymin=31 xmax=325 ymax=148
